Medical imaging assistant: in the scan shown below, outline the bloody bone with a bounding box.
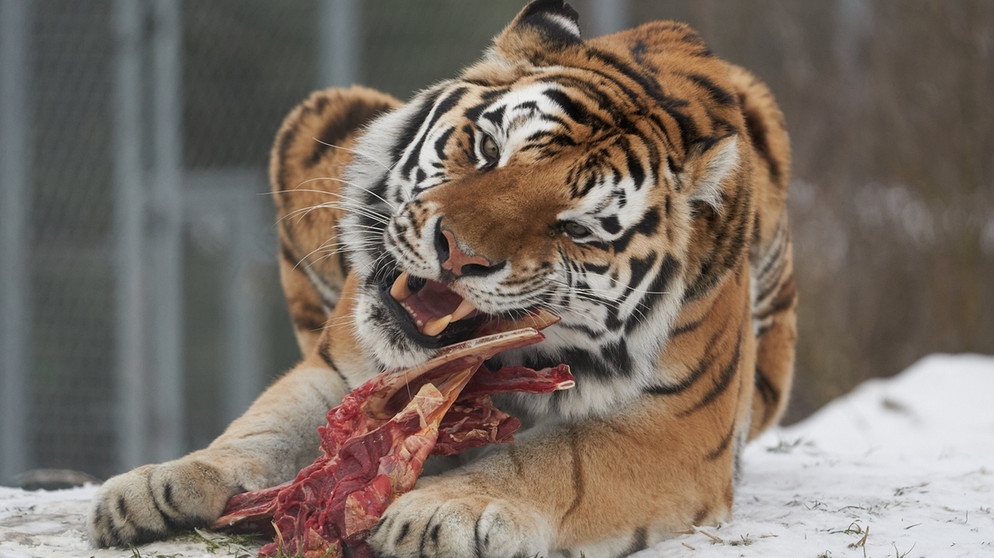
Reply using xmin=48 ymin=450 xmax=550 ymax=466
xmin=212 ymin=316 xmax=573 ymax=558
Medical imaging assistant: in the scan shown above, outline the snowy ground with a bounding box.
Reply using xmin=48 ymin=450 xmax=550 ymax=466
xmin=1 ymin=353 xmax=992 ymax=558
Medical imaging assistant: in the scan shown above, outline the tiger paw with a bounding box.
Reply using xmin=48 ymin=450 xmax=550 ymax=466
xmin=88 ymin=459 xmax=233 ymax=547
xmin=368 ymin=479 xmax=553 ymax=558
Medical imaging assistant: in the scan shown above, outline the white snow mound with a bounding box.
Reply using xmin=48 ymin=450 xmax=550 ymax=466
xmin=641 ymin=353 xmax=994 ymax=558
xmin=1 ymin=353 xmax=992 ymax=558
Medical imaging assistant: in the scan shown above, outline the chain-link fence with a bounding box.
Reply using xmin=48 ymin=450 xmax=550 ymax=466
xmin=0 ymin=0 xmax=612 ymax=484
xmin=2 ymin=0 xmax=992 ymax=485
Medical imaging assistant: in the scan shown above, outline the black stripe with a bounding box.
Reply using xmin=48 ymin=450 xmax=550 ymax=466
xmin=399 ymin=86 xmax=469 ymax=178
xmin=115 ymin=495 xmax=166 ymax=545
xmin=354 ymin=176 xmax=390 ymax=246
xmin=561 ymin=429 xmax=585 ymax=521
xmin=706 ymin=423 xmax=735 ymax=460
xmin=599 ymin=215 xmax=621 ymax=235
xmin=645 ymin=352 xmax=712 ymax=396
xmin=372 ymin=514 xmax=394 ymax=543
xmin=586 ymin=47 xmax=671 ymax=110
xmin=610 ymin=206 xmax=659 ymax=254
xmin=516 ymin=0 xmax=581 ymax=47
xmin=474 ymin=515 xmax=487 ymax=557
xmin=679 ymin=28 xmax=709 ymax=51
xmin=291 ymin=310 xmax=327 ymax=337
xmin=669 ymin=316 xmax=703 ymax=338
xmin=543 ymin=88 xmax=600 ymax=129
xmin=645 ymin=317 xmax=731 ymax=395
xmin=754 ymin=275 xmax=797 ymax=322
xmin=306 ymin=100 xmax=394 ymax=168
xmin=620 ymin=526 xmax=649 ymax=556
xmin=548 ymin=74 xmax=634 ymax=133
xmin=279 ymin=241 xmax=299 ymax=268
xmin=678 ymin=330 xmax=743 ymax=417
xmin=481 ymin=104 xmax=506 ymax=127
xmin=621 ymin=137 xmax=647 ymax=190
xmin=391 ymin=87 xmax=445 ymax=163
xmin=546 ymin=61 xmax=681 ymax=161
xmin=627 ymin=252 xmax=657 ymax=290
xmin=694 ymin=506 xmax=712 ymax=525
xmin=755 ymin=252 xmax=788 ymax=304
xmin=721 ymin=187 xmax=752 ymax=272
xmin=92 ymin=503 xmax=114 ymax=546
xmin=432 ymin=127 xmax=454 ymax=161
xmin=629 ymin=253 xmax=680 ymax=334
xmin=463 ymin=96 xmax=492 ymax=124
xmin=686 ymin=73 xmax=737 ymax=107
xmin=754 ymin=366 xmax=781 ymax=426
xmin=741 ymin=97 xmax=783 ymax=184
xmin=480 ymin=86 xmax=510 ymax=102
xmin=274 ymin=121 xmax=299 ymax=194
xmin=512 ymin=342 xmax=632 ymax=383
xmin=684 ymin=188 xmax=752 ymax=303
xmin=148 ymin=478 xmax=184 ymax=533
xmin=419 ymin=507 xmax=441 ymax=558
xmin=281 ymin=242 xmax=340 ymax=311
xmin=755 ymin=224 xmax=788 ymax=280
xmin=318 ymin=338 xmax=352 ymax=388
xmin=598 ymin=50 xmax=704 ymax=149
xmin=601 ymin=339 xmax=632 ymax=372
xmin=396 ymin=521 xmax=412 ymax=546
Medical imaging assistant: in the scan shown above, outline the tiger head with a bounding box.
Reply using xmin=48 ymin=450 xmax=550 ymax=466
xmin=340 ymin=0 xmax=753 ymax=414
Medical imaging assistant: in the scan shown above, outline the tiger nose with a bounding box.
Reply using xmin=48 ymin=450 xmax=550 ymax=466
xmin=435 ymin=225 xmax=505 ymax=278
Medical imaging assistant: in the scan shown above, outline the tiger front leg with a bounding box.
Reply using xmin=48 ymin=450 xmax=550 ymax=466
xmin=89 ymin=450 xmax=252 ymax=547
xmin=369 ymin=403 xmax=737 ymax=558
xmin=369 ymin=477 xmax=555 ymax=558
xmin=88 ymin=361 xmax=348 ymax=547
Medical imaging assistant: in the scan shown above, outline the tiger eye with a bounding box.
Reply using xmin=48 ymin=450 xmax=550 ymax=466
xmin=480 ymin=134 xmax=500 ymax=163
xmin=562 ymin=221 xmax=592 ymax=239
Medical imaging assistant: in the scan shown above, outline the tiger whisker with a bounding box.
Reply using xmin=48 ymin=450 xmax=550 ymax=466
xmin=545 ymin=277 xmax=652 ymax=325
xmin=277 ymin=200 xmax=385 ymax=227
xmin=294 ymin=232 xmax=383 ymax=272
xmin=310 ymin=138 xmax=393 ymax=172
xmin=303 ymin=201 xmax=391 ymax=227
xmin=293 ymin=176 xmax=399 ymax=213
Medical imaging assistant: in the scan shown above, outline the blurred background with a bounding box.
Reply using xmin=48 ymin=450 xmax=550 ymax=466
xmin=1 ymin=0 xmax=991 ymax=484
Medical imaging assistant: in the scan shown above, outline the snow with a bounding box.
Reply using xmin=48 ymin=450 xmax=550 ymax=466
xmin=641 ymin=353 xmax=994 ymax=558
xmin=2 ymin=353 xmax=992 ymax=558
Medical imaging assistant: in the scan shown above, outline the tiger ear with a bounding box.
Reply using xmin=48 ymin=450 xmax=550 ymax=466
xmin=685 ymin=135 xmax=740 ymax=211
xmin=492 ymin=0 xmax=582 ymax=61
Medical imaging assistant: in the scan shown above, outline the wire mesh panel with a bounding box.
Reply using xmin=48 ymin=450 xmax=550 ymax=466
xmin=21 ymin=0 xmax=119 ymax=480
xmin=0 ymin=0 xmax=323 ymax=482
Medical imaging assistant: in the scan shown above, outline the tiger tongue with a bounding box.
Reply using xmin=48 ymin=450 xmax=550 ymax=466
xmin=390 ymin=273 xmax=478 ymax=337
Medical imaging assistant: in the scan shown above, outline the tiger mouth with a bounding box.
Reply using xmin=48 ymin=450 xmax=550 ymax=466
xmin=379 ymin=272 xmax=489 ymax=349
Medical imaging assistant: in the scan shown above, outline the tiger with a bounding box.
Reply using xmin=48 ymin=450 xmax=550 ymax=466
xmin=89 ymin=1 xmax=796 ymax=556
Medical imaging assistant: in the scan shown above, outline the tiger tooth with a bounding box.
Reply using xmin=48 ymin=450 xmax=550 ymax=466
xmin=422 ymin=314 xmax=452 ymax=337
xmin=390 ymin=272 xmax=412 ymax=301
xmin=450 ymin=298 xmax=477 ymax=322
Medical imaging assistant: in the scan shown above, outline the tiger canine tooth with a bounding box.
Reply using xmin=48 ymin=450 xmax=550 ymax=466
xmin=390 ymin=272 xmax=412 ymax=301
xmin=422 ymin=314 xmax=452 ymax=337
xmin=450 ymin=298 xmax=476 ymax=322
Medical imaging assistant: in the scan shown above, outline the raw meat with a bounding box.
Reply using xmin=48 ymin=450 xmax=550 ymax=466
xmin=212 ymin=321 xmax=573 ymax=558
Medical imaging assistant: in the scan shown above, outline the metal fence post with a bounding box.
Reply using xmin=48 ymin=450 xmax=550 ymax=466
xmin=112 ymin=0 xmax=148 ymax=472
xmin=149 ymin=0 xmax=186 ymax=463
xmin=0 ymin=0 xmax=32 ymax=483
xmin=223 ymin=189 xmax=267 ymax=424
xmin=320 ymin=0 xmax=360 ymax=88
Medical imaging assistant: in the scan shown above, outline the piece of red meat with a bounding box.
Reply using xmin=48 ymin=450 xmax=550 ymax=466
xmin=212 ymin=324 xmax=573 ymax=558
